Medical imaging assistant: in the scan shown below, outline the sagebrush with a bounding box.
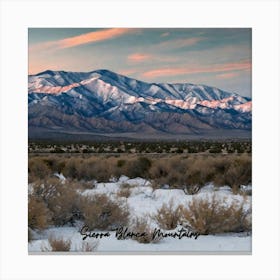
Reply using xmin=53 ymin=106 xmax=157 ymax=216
xmin=182 ymin=195 xmax=251 ymax=234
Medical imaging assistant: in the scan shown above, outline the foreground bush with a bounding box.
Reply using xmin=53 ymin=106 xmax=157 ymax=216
xmin=130 ymin=217 xmax=162 ymax=244
xmin=152 ymin=200 xmax=183 ymax=230
xmin=31 ymin=178 xmax=82 ymax=226
xmin=81 ymin=194 xmax=129 ymax=230
xmin=182 ymin=195 xmax=251 ymax=235
xmin=214 ymin=154 xmax=251 ymax=193
xmin=28 ymin=196 xmax=52 ymax=230
xmin=78 ymin=241 xmax=99 ymax=252
xmin=46 ymin=235 xmax=71 ymax=252
xmin=117 ymin=187 xmax=132 ymax=198
xmin=28 ymin=157 xmax=51 ymax=180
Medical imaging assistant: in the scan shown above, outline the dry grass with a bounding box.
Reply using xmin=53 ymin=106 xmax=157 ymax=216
xmin=47 ymin=235 xmax=71 ymax=251
xmin=182 ymin=194 xmax=251 ymax=235
xmin=29 ymin=154 xmax=251 ymax=193
xmin=31 ymin=178 xmax=82 ymax=226
xmin=42 ymin=237 xmax=99 ymax=252
xmin=28 ymin=196 xmax=52 ymax=230
xmin=130 ymin=217 xmax=162 ymax=244
xmin=28 ymin=157 xmax=51 ymax=180
xmin=117 ymin=187 xmax=132 ymax=198
xmin=76 ymin=241 xmax=99 ymax=252
xmin=152 ymin=200 xmax=183 ymax=230
xmin=125 ymin=157 xmax=152 ymax=178
xmin=28 ymin=153 xmax=252 ymax=239
xmin=81 ymin=194 xmax=130 ymax=230
xmin=184 ymin=156 xmax=216 ymax=188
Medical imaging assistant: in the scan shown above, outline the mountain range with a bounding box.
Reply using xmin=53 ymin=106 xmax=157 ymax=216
xmin=28 ymin=69 xmax=252 ymax=140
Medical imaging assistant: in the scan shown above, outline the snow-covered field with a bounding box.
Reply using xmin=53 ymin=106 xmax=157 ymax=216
xmin=28 ymin=176 xmax=252 ymax=253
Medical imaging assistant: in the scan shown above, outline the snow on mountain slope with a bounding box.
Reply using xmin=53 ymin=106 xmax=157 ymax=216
xmin=28 ymin=69 xmax=250 ymax=111
xmin=233 ymin=101 xmax=252 ymax=113
xmin=28 ymin=69 xmax=252 ymax=138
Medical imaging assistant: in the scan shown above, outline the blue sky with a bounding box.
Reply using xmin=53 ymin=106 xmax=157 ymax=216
xmin=29 ymin=28 xmax=251 ymax=97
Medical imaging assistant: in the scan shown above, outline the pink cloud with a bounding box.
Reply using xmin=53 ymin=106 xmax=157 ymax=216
xmin=30 ymin=28 xmax=135 ymax=52
xmin=128 ymin=53 xmax=179 ymax=64
xmin=216 ymin=72 xmax=239 ymax=79
xmin=158 ymin=37 xmax=204 ymax=49
xmin=128 ymin=53 xmax=151 ymax=62
xmin=142 ymin=60 xmax=251 ymax=79
xmin=58 ymin=28 xmax=132 ymax=49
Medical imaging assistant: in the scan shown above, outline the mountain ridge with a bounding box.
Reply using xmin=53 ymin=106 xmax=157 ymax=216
xmin=28 ymin=69 xmax=251 ymax=140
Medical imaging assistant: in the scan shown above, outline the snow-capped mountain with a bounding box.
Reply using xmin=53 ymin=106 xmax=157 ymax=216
xmin=28 ymin=69 xmax=252 ymax=139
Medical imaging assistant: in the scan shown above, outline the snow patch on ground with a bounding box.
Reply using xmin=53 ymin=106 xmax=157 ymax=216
xmin=29 ymin=176 xmax=252 ymax=253
xmin=28 ymin=226 xmax=251 ymax=253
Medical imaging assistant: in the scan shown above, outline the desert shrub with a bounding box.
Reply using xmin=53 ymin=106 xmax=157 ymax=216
xmin=47 ymin=235 xmax=71 ymax=251
xmin=117 ymin=159 xmax=126 ymax=168
xmin=185 ymin=156 xmax=216 ymax=188
xmin=28 ymin=157 xmax=51 ymax=181
xmin=213 ymin=155 xmax=251 ymax=192
xmin=81 ymin=194 xmax=129 ymax=230
xmin=82 ymin=158 xmax=112 ymax=182
xmin=117 ymin=187 xmax=132 ymax=198
xmin=126 ymin=157 xmax=152 ymax=178
xmin=225 ymin=155 xmax=251 ymax=193
xmin=62 ymin=157 xmax=115 ymax=182
xmin=28 ymin=196 xmax=52 ymax=230
xmin=47 ymin=182 xmax=82 ymax=226
xmin=149 ymin=160 xmax=170 ymax=186
xmin=212 ymin=157 xmax=231 ymax=175
xmin=149 ymin=160 xmax=169 ymax=179
xmin=31 ymin=177 xmax=61 ymax=200
xmin=151 ymin=180 xmax=161 ymax=191
xmin=32 ymin=178 xmax=82 ymax=226
xmin=130 ymin=217 xmax=162 ymax=244
xmin=182 ymin=195 xmax=251 ymax=235
xmin=78 ymin=241 xmax=99 ymax=252
xmin=149 ymin=157 xmax=187 ymax=188
xmin=183 ymin=185 xmax=201 ymax=195
xmin=29 ymin=154 xmax=251 ymax=192
xmin=62 ymin=158 xmax=83 ymax=179
xmin=150 ymin=156 xmax=215 ymax=189
xmin=152 ymin=200 xmax=183 ymax=230
xmin=42 ymin=156 xmax=66 ymax=173
xmin=120 ymin=182 xmax=135 ymax=189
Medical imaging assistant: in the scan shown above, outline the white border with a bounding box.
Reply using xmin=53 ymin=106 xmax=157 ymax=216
xmin=0 ymin=0 xmax=279 ymax=279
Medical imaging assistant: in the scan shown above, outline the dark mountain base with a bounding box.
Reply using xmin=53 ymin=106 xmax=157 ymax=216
xmin=29 ymin=127 xmax=251 ymax=143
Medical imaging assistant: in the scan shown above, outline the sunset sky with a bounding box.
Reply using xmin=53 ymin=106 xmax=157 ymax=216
xmin=29 ymin=28 xmax=251 ymax=97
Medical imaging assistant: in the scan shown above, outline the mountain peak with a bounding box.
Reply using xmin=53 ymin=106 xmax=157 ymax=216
xmin=28 ymin=69 xmax=251 ymax=138
xmin=35 ymin=70 xmax=56 ymax=76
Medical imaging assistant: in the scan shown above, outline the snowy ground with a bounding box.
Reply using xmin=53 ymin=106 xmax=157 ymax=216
xmin=28 ymin=176 xmax=252 ymax=253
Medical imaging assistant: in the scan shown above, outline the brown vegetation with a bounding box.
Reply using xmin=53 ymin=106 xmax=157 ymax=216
xmin=81 ymin=194 xmax=130 ymax=230
xmin=28 ymin=196 xmax=52 ymax=230
xmin=130 ymin=217 xmax=162 ymax=244
xmin=29 ymin=154 xmax=251 ymax=193
xmin=76 ymin=241 xmax=99 ymax=252
xmin=117 ymin=187 xmax=132 ymax=198
xmin=152 ymin=200 xmax=183 ymax=230
xmin=181 ymin=195 xmax=251 ymax=235
xmin=30 ymin=178 xmax=82 ymax=226
xmin=47 ymin=235 xmax=71 ymax=251
xmin=28 ymin=153 xmax=251 ymax=235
